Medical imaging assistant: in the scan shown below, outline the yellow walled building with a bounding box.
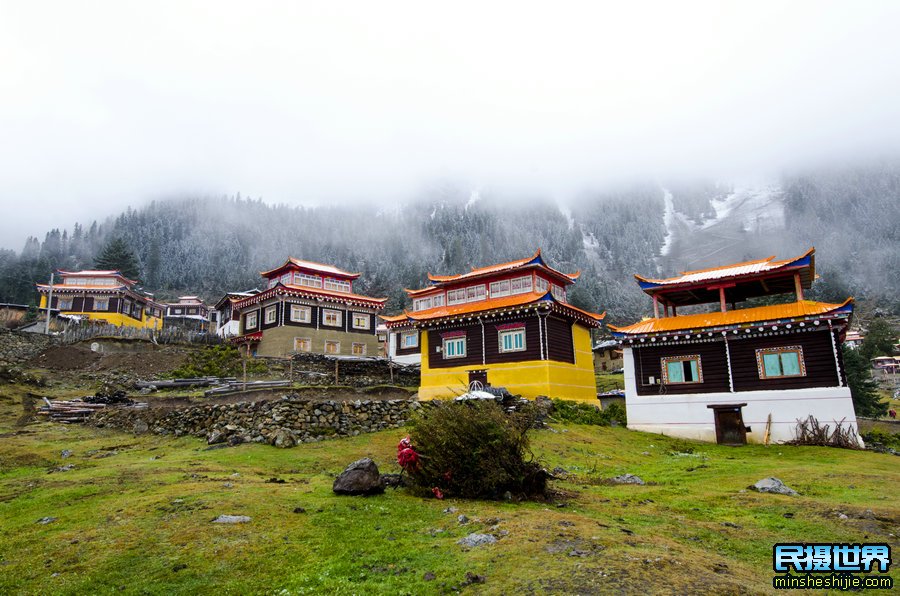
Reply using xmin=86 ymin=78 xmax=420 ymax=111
xmin=37 ymin=270 xmax=163 ymax=330
xmin=384 ymin=249 xmax=604 ymax=403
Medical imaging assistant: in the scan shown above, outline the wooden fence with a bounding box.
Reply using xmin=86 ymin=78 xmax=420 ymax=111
xmin=60 ymin=322 xmax=224 ymax=346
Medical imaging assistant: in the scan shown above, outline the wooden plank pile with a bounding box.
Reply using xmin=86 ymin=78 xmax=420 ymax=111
xmin=134 ymin=377 xmax=237 ymax=389
xmin=203 ymin=379 xmax=291 ymax=397
xmin=37 ymin=397 xmax=148 ymax=423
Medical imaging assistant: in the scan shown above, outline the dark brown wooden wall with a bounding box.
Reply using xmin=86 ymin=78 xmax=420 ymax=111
xmin=631 ymin=329 xmax=844 ymax=395
xmin=729 ymin=330 xmax=842 ymax=391
xmin=633 ymin=340 xmax=730 ymax=395
xmin=545 ymin=316 xmax=575 ymax=364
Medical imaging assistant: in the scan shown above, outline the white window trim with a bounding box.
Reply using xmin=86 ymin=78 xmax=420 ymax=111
xmin=443 ymin=336 xmax=467 ymax=359
xmin=293 ymin=337 xmax=312 ymax=352
xmin=490 ymin=280 xmax=510 ymax=298
xmin=290 ymin=304 xmax=311 ymax=323
xmin=325 ymin=340 xmax=341 ymax=354
xmin=322 ymin=308 xmax=342 ymax=327
xmin=351 ymin=342 xmax=367 ymax=355
xmin=498 ymin=328 xmax=527 ymax=353
xmin=447 ymin=288 xmax=467 ymax=305
xmin=401 ymin=330 xmax=419 ymax=348
xmin=352 ymin=313 xmax=370 ymax=329
xmin=94 ymin=298 xmax=109 ymax=311
xmin=264 ymin=305 xmax=278 ymax=324
xmin=510 ymin=275 xmax=533 ymax=295
xmin=245 ymin=312 xmax=258 ymax=329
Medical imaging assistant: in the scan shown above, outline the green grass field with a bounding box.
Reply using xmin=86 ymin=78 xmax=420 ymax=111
xmin=1 ymin=383 xmax=898 ymax=595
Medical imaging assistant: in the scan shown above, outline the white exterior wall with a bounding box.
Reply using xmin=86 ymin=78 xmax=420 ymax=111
xmin=216 ymin=318 xmax=241 ymax=338
xmin=622 ymin=347 xmax=862 ymax=445
xmin=388 ymin=331 xmax=421 ymax=365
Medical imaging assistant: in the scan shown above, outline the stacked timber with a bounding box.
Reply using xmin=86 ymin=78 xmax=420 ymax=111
xmin=134 ymin=377 xmax=236 ymax=389
xmin=203 ymin=380 xmax=291 ymax=397
xmin=37 ymin=397 xmax=148 ymax=423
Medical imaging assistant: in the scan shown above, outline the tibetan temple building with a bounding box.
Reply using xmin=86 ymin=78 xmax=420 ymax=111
xmin=163 ymin=296 xmax=210 ymax=331
xmin=36 ymin=270 xmax=163 ymax=330
xmin=610 ymin=248 xmax=861 ymax=445
xmin=385 ymin=249 xmax=605 ymax=402
xmin=230 ymin=258 xmax=386 ymax=357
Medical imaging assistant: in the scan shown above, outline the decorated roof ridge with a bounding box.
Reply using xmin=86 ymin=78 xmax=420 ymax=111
xmin=37 ymin=283 xmax=126 ymax=291
xmin=379 ymin=313 xmax=411 ymax=324
xmin=634 ymin=247 xmax=815 ymax=289
xmin=232 ymin=282 xmax=387 ymax=309
xmin=609 ymin=298 xmax=852 ymax=336
xmin=418 ymin=249 xmax=580 ymax=290
xmin=398 ymin=289 xmax=604 ymax=326
xmin=55 ymin=269 xmax=139 ymax=285
xmin=259 ymin=257 xmax=361 ymax=279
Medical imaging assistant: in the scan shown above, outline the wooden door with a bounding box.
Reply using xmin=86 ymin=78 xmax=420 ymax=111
xmin=711 ymin=406 xmax=747 ymax=445
xmin=468 ymin=370 xmax=488 ymax=391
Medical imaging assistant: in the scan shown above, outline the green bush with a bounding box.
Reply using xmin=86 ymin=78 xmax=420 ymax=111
xmin=165 ymin=345 xmax=267 ymax=379
xmin=862 ymin=429 xmax=900 ymax=450
xmin=404 ymin=401 xmax=547 ymax=500
xmin=550 ymin=399 xmax=627 ymax=426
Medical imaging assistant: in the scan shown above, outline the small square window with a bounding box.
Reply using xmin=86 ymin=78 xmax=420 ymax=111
xmin=325 ymin=340 xmax=340 ymax=354
xmin=352 ymin=313 xmax=370 ymax=329
xmin=245 ymin=312 xmax=258 ymax=329
xmin=264 ymin=305 xmax=278 ymax=324
xmin=756 ymin=347 xmax=806 ymax=379
xmin=290 ymin=304 xmax=311 ymax=323
xmin=401 ymin=330 xmax=418 ymax=349
xmin=293 ymin=337 xmax=311 ymax=352
xmin=499 ymin=328 xmax=526 ymax=353
xmin=661 ymin=355 xmax=702 ymax=384
xmin=322 ymin=309 xmax=342 ymax=327
xmin=443 ymin=336 xmax=466 ymax=359
xmin=94 ymin=298 xmax=109 ymax=311
xmin=352 ymin=342 xmax=367 ymax=356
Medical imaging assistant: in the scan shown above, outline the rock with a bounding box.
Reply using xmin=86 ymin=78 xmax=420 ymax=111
xmin=211 ymin=515 xmax=250 ymax=524
xmin=463 ymin=572 xmax=486 ymax=585
xmin=423 ymin=572 xmax=436 ymax=581
xmin=60 ymin=450 xmax=72 ymax=458
xmin=380 ymin=473 xmax=405 ymax=488
xmin=610 ymin=473 xmax=645 ymax=485
xmin=443 ymin=507 xmax=458 ymax=514
xmin=749 ymin=477 xmax=798 ymax=496
xmin=721 ymin=521 xmax=740 ymax=528
xmin=332 ymin=458 xmax=384 ymax=495
xmin=273 ymin=430 xmax=297 ymax=448
xmin=207 ymin=431 xmax=225 ymax=445
xmin=457 ymin=533 xmax=497 ymax=548
xmin=293 ymin=507 xmax=306 ymax=514
xmin=838 ymin=513 xmax=849 ymax=520
xmin=551 ymin=466 xmax=568 ymax=476
xmin=457 ymin=514 xmax=469 ymax=524
xmin=133 ymin=420 xmax=149 ymax=434
xmin=36 ymin=517 xmax=57 ymax=525
xmin=50 ymin=464 xmax=74 ymax=473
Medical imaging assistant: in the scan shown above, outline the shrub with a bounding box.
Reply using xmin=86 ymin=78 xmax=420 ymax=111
xmin=165 ymin=345 xmax=267 ymax=379
xmin=788 ymin=416 xmax=861 ymax=449
xmin=403 ymin=400 xmax=547 ymax=499
xmin=861 ymin=429 xmax=900 ymax=450
xmin=550 ymin=399 xmax=627 ymax=426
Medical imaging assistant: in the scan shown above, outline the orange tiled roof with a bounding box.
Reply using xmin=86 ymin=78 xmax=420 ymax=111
xmin=379 ymin=313 xmax=410 ymax=323
xmin=405 ymin=290 xmax=604 ymax=325
xmin=233 ymin=283 xmax=386 ymax=309
xmin=610 ymin=299 xmax=852 ymax=335
xmin=424 ymin=248 xmax=580 ymax=285
xmin=635 ymin=248 xmax=814 ymax=287
xmin=260 ymin=257 xmax=361 ymax=279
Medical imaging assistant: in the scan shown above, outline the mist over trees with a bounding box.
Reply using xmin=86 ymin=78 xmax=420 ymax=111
xmin=0 ymin=164 xmax=897 ymax=323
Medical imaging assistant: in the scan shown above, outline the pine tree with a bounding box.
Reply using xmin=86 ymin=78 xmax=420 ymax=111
xmin=94 ymin=238 xmax=140 ymax=280
xmin=842 ymin=346 xmax=888 ymax=418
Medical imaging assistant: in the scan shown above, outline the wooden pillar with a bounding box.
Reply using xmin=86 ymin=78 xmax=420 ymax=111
xmin=653 ymin=295 xmax=660 ymax=319
xmin=671 ymin=305 xmax=677 ymax=317
xmin=719 ymin=287 xmax=727 ymax=313
xmin=794 ymin=273 xmax=804 ymax=301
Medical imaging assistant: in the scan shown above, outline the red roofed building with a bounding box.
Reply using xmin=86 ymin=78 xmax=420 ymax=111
xmin=230 ymin=258 xmax=386 ymax=357
xmin=385 ymin=249 xmax=605 ymax=402
xmin=611 ymin=248 xmax=861 ymax=446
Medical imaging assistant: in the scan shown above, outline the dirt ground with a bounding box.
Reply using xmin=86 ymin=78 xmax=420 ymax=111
xmin=28 ymin=344 xmax=189 ymax=376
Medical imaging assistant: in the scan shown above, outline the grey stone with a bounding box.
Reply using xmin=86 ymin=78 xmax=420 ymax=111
xmin=133 ymin=419 xmax=149 ymax=434
xmin=749 ymin=477 xmax=798 ymax=496
xmin=332 ymin=458 xmax=384 ymax=495
xmin=36 ymin=517 xmax=57 ymax=525
xmin=457 ymin=514 xmax=469 ymax=524
xmin=610 ymin=473 xmax=645 ymax=485
xmin=212 ymin=515 xmax=250 ymax=524
xmin=457 ymin=533 xmax=497 ymax=548
xmin=60 ymin=450 xmax=72 ymax=458
xmin=207 ymin=431 xmax=225 ymax=445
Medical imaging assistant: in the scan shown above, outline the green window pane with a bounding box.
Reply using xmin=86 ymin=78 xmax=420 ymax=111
xmin=780 ymin=351 xmax=801 ymax=376
xmin=667 ymin=361 xmax=684 ymax=383
xmin=687 ymin=359 xmax=699 ymax=381
xmin=763 ymin=353 xmax=782 ymax=376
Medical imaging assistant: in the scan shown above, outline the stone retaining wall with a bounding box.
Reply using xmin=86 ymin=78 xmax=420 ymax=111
xmin=90 ymin=393 xmax=420 ymax=447
xmin=0 ymin=329 xmax=56 ymax=365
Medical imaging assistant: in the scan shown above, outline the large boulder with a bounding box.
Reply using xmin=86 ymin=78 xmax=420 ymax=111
xmin=750 ymin=477 xmax=798 ymax=496
xmin=333 ymin=458 xmax=384 ymax=495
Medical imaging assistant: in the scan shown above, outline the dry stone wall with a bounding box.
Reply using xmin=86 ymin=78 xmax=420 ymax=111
xmin=0 ymin=329 xmax=56 ymax=365
xmin=91 ymin=393 xmax=420 ymax=448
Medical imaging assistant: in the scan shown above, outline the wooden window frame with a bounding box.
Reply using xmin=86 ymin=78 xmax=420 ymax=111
xmin=432 ymin=293 xmax=445 ymax=307
xmin=293 ymin=337 xmax=312 ymax=352
xmin=413 ymin=297 xmax=432 ymax=312
xmin=498 ymin=327 xmax=526 ymax=353
xmin=661 ymin=355 xmax=703 ymax=385
xmin=352 ymin=313 xmax=370 ymax=330
xmin=466 ymin=284 xmax=486 ymax=302
xmin=351 ymin=342 xmax=367 ymax=356
xmin=58 ymin=297 xmax=73 ymax=310
xmin=324 ymin=278 xmax=352 ymax=293
xmin=322 ymin=309 xmax=342 ymax=327
xmin=290 ymin=304 xmax=311 ymax=323
xmin=401 ymin=330 xmax=418 ymax=348
xmin=490 ymin=280 xmax=510 ymax=298
xmin=443 ymin=336 xmax=467 ymax=359
xmin=294 ymin=272 xmax=323 ymax=288
xmin=755 ymin=346 xmax=806 ymax=379
xmin=324 ymin=340 xmax=341 ymax=354
xmin=94 ymin=297 xmax=109 ymax=311
xmin=447 ymin=288 xmax=467 ymax=305
xmin=510 ymin=276 xmax=533 ymax=295
xmin=264 ymin=305 xmax=278 ymax=324
xmin=245 ymin=311 xmax=258 ymax=330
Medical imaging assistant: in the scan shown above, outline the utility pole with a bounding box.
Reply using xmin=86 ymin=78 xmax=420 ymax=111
xmin=45 ymin=272 xmax=54 ymax=335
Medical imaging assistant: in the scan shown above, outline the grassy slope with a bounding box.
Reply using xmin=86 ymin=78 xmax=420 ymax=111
xmin=1 ymin=385 xmax=898 ymax=595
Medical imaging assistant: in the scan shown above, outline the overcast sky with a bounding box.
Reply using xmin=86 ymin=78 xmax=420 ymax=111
xmin=2 ymin=1 xmax=899 ymax=249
